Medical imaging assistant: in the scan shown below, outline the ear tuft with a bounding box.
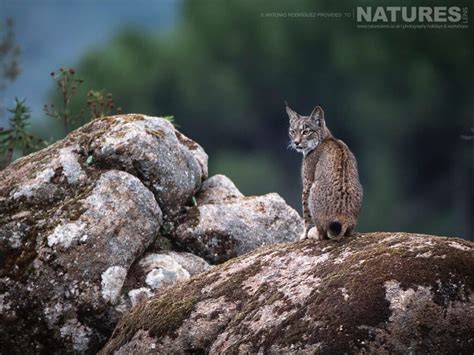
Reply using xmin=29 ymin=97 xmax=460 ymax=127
xmin=310 ymin=105 xmax=325 ymax=126
xmin=285 ymin=102 xmax=299 ymax=121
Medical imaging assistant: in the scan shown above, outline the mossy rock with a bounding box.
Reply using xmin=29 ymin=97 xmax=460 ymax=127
xmin=100 ymin=232 xmax=474 ymax=354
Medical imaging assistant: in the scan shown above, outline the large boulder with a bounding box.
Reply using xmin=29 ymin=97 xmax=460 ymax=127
xmin=84 ymin=114 xmax=208 ymax=216
xmin=195 ymin=174 xmax=243 ymax=205
xmin=101 ymin=232 xmax=474 ymax=355
xmin=174 ymin=175 xmax=303 ymax=263
xmin=0 ymin=114 xmax=208 ymax=353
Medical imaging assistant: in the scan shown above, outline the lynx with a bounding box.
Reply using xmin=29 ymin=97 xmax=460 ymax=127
xmin=286 ymin=103 xmax=363 ymax=240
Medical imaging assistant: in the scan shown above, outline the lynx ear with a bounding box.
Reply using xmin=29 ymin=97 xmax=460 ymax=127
xmin=285 ymin=101 xmax=299 ymax=121
xmin=310 ymin=105 xmax=325 ymax=127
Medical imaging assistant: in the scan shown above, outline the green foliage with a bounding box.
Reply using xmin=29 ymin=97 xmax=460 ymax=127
xmin=44 ymin=68 xmax=85 ymax=132
xmin=160 ymin=115 xmax=179 ymax=128
xmin=44 ymin=67 xmax=125 ymax=137
xmin=0 ymin=98 xmax=42 ymax=168
xmin=163 ymin=115 xmax=176 ymax=124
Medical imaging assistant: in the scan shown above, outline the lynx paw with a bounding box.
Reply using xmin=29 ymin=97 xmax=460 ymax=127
xmin=300 ymin=229 xmax=308 ymax=241
xmin=307 ymin=227 xmax=322 ymax=240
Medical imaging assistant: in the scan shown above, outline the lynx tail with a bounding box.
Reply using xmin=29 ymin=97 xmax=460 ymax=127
xmin=327 ymin=221 xmax=346 ymax=241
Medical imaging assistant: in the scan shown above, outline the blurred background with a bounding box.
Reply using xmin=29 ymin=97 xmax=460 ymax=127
xmin=0 ymin=0 xmax=472 ymax=240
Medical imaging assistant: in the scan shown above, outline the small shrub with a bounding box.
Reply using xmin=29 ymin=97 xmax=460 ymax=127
xmin=87 ymin=90 xmax=122 ymax=119
xmin=44 ymin=67 xmax=84 ymax=132
xmin=0 ymin=98 xmax=42 ymax=168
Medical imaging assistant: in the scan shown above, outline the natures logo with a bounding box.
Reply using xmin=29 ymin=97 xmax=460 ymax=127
xmin=357 ymin=6 xmax=463 ymax=23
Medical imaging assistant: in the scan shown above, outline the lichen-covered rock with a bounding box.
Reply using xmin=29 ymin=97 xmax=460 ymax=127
xmin=195 ymin=174 xmax=243 ymax=205
xmin=0 ymin=169 xmax=161 ymax=353
xmin=87 ymin=115 xmax=207 ymax=216
xmin=175 ymin=192 xmax=303 ymax=263
xmin=101 ymin=232 xmax=474 ymax=355
xmin=124 ymin=251 xmax=211 ymax=307
xmin=0 ymin=114 xmax=208 ymax=353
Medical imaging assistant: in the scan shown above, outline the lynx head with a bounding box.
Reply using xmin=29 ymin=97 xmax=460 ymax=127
xmin=286 ymin=102 xmax=327 ymax=155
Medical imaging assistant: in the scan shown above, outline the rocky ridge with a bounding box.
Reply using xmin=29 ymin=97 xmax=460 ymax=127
xmin=101 ymin=232 xmax=474 ymax=354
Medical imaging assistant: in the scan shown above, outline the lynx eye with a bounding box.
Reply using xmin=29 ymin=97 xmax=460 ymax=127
xmin=302 ymin=129 xmax=311 ymax=135
xmin=289 ymin=129 xmax=295 ymax=135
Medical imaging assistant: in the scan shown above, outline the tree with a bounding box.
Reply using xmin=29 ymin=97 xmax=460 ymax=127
xmin=0 ymin=98 xmax=41 ymax=168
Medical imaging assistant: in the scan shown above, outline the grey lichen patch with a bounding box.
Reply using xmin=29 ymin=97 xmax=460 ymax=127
xmin=9 ymin=145 xmax=85 ymax=202
xmin=11 ymin=167 xmax=56 ymax=200
xmin=59 ymin=318 xmax=93 ymax=352
xmin=47 ymin=222 xmax=88 ymax=248
xmin=101 ymin=266 xmax=128 ymax=304
xmin=0 ymin=292 xmax=13 ymax=316
xmin=57 ymin=146 xmax=86 ymax=184
xmin=139 ymin=252 xmax=210 ymax=291
xmin=448 ymin=240 xmax=472 ymax=251
xmin=128 ymin=288 xmax=153 ymax=308
xmin=241 ymin=252 xmax=322 ymax=304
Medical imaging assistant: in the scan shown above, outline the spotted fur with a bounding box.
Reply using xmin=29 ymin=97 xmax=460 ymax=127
xmin=286 ymin=103 xmax=363 ymax=240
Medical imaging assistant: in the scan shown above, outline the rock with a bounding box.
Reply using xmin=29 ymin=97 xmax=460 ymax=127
xmin=173 ymin=130 xmax=208 ymax=181
xmin=124 ymin=251 xmax=211 ymax=307
xmin=0 ymin=169 xmax=161 ymax=353
xmin=139 ymin=251 xmax=211 ymax=282
xmin=0 ymin=114 xmax=208 ymax=353
xmin=100 ymin=232 xmax=474 ymax=355
xmin=175 ymin=191 xmax=303 ymax=263
xmin=87 ymin=115 xmax=207 ymax=216
xmin=195 ymin=174 xmax=243 ymax=205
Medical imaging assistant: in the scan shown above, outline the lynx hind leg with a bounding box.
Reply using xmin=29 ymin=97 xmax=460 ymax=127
xmin=307 ymin=227 xmax=323 ymax=240
xmin=346 ymin=225 xmax=354 ymax=236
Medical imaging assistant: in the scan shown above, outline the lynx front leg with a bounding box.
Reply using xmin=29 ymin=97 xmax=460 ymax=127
xmin=300 ymin=186 xmax=314 ymax=240
xmin=307 ymin=226 xmax=323 ymax=240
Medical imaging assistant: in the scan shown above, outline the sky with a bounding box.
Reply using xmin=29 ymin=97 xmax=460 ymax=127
xmin=0 ymin=0 xmax=181 ymax=126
